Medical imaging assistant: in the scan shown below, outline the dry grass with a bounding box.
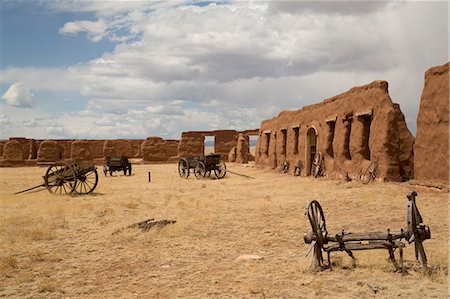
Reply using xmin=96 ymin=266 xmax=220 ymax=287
xmin=0 ymin=163 xmax=448 ymax=298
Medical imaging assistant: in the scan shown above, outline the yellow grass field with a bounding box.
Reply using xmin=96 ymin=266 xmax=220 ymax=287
xmin=0 ymin=163 xmax=448 ymax=298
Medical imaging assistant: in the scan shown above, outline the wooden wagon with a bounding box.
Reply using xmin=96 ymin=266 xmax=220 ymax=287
xmin=14 ymin=161 xmax=99 ymax=195
xmin=178 ymin=153 xmax=226 ymax=179
xmin=103 ymin=156 xmax=132 ymax=176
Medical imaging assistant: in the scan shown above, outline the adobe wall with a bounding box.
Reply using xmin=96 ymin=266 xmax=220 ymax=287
xmin=37 ymin=140 xmax=64 ymax=162
xmin=3 ymin=140 xmax=25 ymax=161
xmin=103 ymin=140 xmax=134 ymax=158
xmin=142 ymin=137 xmax=169 ymax=162
xmin=213 ymin=130 xmax=239 ymax=160
xmin=414 ymin=62 xmax=449 ymax=185
xmin=178 ymin=132 xmax=205 ymax=157
xmin=255 ymin=81 xmax=414 ymax=181
xmin=177 ymin=129 xmax=257 ymax=161
xmin=0 ymin=140 xmax=7 ymax=158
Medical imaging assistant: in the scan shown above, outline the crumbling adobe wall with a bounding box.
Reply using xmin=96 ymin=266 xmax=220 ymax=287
xmin=3 ymin=140 xmax=25 ymax=161
xmin=71 ymin=140 xmax=92 ymax=162
xmin=37 ymin=140 xmax=64 ymax=162
xmin=178 ymin=132 xmax=204 ymax=157
xmin=89 ymin=140 xmax=106 ymax=159
xmin=256 ymin=81 xmax=414 ymax=181
xmin=0 ymin=140 xmax=7 ymax=158
xmin=142 ymin=137 xmax=169 ymax=162
xmin=130 ymin=140 xmax=144 ymax=158
xmin=103 ymin=140 xmax=133 ymax=158
xmin=165 ymin=140 xmax=180 ymax=160
xmin=8 ymin=138 xmax=32 ymax=160
xmin=414 ymin=62 xmax=449 ymax=185
xmin=213 ymin=130 xmax=239 ymax=161
xmin=236 ymin=133 xmax=250 ymax=163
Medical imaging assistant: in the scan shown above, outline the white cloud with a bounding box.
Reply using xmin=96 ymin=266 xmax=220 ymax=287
xmin=1 ymin=82 xmax=35 ymax=108
xmin=59 ymin=19 xmax=107 ymax=42
xmin=0 ymin=1 xmax=447 ymax=139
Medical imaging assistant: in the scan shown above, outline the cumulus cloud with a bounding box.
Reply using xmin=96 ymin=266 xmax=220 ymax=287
xmin=0 ymin=1 xmax=447 ymax=139
xmin=59 ymin=19 xmax=107 ymax=42
xmin=267 ymin=1 xmax=395 ymax=15
xmin=1 ymin=82 xmax=35 ymax=108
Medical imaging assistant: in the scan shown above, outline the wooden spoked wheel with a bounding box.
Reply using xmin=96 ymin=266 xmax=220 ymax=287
xmin=312 ymin=152 xmax=323 ymax=178
xmin=362 ymin=161 xmax=378 ymax=184
xmin=407 ymin=191 xmax=430 ymax=267
xmin=44 ymin=162 xmax=77 ymax=195
xmin=306 ymin=200 xmax=328 ymax=268
xmin=178 ymin=159 xmax=189 ymax=178
xmin=194 ymin=162 xmax=206 ymax=179
xmin=73 ymin=166 xmax=99 ymax=195
xmin=214 ymin=162 xmax=227 ymax=179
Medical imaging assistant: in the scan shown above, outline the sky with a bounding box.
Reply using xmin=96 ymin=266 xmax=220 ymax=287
xmin=0 ymin=0 xmax=448 ymax=140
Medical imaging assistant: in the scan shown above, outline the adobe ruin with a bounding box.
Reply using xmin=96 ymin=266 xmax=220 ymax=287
xmin=414 ymin=62 xmax=449 ymax=186
xmin=0 ymin=128 xmax=257 ymax=166
xmin=177 ymin=129 xmax=258 ymax=162
xmin=255 ymin=80 xmax=414 ymax=182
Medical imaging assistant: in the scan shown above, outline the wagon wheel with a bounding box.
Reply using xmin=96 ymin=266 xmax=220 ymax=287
xmin=294 ymin=160 xmax=303 ymax=176
xmin=407 ymin=191 xmax=431 ymax=267
xmin=103 ymin=165 xmax=108 ymax=177
xmin=281 ymin=160 xmax=289 ymax=173
xmin=205 ymin=171 xmax=211 ymax=177
xmin=194 ymin=161 xmax=206 ymax=179
xmin=74 ymin=167 xmax=99 ymax=195
xmin=214 ymin=162 xmax=227 ymax=179
xmin=44 ymin=161 xmax=77 ymax=195
xmin=362 ymin=161 xmax=378 ymax=184
xmin=305 ymin=200 xmax=328 ymax=269
xmin=127 ymin=163 xmax=132 ymax=176
xmin=312 ymin=152 xmax=323 ymax=178
xmin=178 ymin=159 xmax=189 ymax=179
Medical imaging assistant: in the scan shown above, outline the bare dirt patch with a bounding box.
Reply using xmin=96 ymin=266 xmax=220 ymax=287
xmin=0 ymin=164 xmax=448 ymax=298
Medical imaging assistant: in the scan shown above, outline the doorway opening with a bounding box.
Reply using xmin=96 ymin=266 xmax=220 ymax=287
xmin=204 ymin=136 xmax=215 ymax=155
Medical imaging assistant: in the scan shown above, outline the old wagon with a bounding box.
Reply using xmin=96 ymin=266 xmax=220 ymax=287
xmin=103 ymin=156 xmax=132 ymax=176
xmin=178 ymin=153 xmax=227 ymax=179
xmin=14 ymin=161 xmax=99 ymax=195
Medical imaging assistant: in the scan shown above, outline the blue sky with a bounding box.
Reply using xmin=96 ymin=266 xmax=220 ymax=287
xmin=0 ymin=1 xmax=448 ymax=140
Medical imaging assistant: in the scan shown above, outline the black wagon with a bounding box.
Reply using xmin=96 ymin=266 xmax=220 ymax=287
xmin=178 ymin=153 xmax=226 ymax=179
xmin=103 ymin=156 xmax=132 ymax=176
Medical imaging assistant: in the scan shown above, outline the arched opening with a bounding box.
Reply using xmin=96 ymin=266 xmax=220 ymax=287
xmin=306 ymin=127 xmax=318 ymax=175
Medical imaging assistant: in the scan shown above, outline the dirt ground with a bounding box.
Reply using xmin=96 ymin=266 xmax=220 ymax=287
xmin=0 ymin=163 xmax=448 ymax=298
